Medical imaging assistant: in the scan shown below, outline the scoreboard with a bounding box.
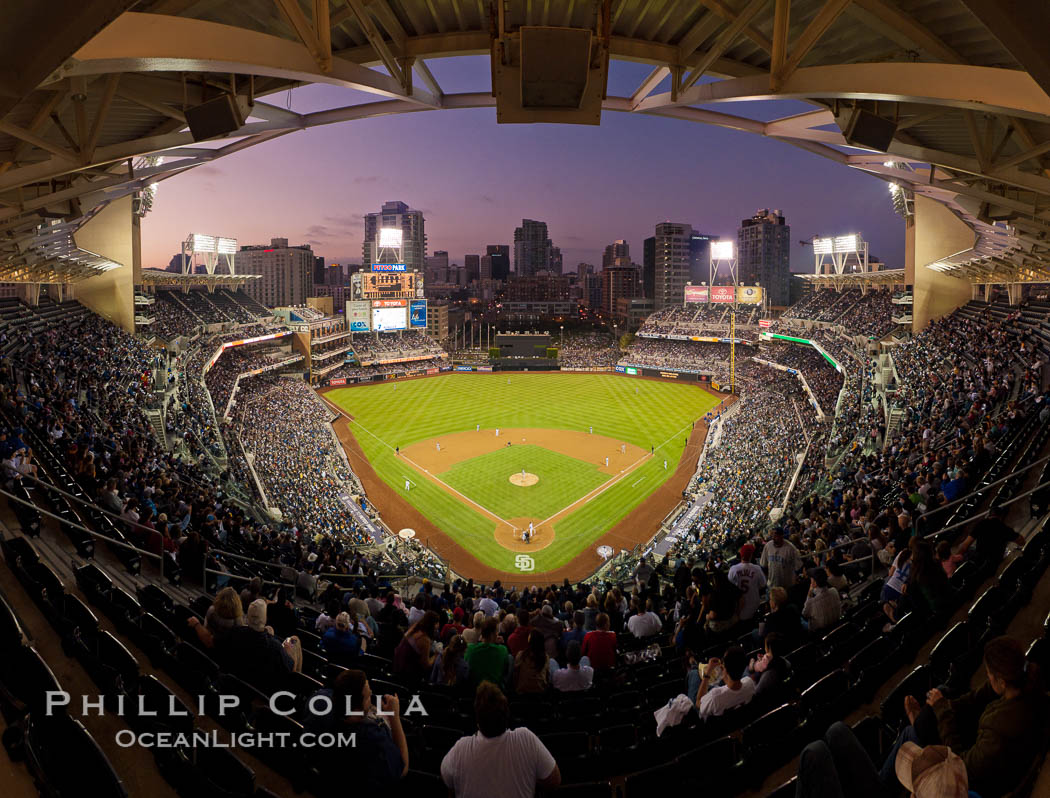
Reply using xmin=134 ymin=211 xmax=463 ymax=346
xmin=357 ymin=271 xmax=417 ymax=300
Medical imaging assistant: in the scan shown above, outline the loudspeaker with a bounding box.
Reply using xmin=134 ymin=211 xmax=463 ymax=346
xmin=185 ymin=94 xmax=244 ymax=142
xmin=843 ymin=108 xmax=897 ymax=152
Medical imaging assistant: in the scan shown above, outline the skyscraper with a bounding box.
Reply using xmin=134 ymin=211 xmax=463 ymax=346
xmin=601 ymin=265 xmax=640 ymax=315
xmin=313 ymin=255 xmax=327 ymax=286
xmin=513 ymin=220 xmax=554 ymax=276
xmin=737 ymin=209 xmax=790 ymax=305
xmin=652 ymin=222 xmax=697 ymax=310
xmin=485 ymin=244 xmax=510 ymax=281
xmin=426 ymin=250 xmax=449 ymax=284
xmin=362 ymin=200 xmax=426 ymax=272
xmin=689 ymin=233 xmax=719 ymax=284
xmin=642 ymin=236 xmax=655 ymax=298
xmin=603 ymin=239 xmax=630 ymax=269
xmin=235 ymin=237 xmax=315 ymax=307
xmin=464 ymin=254 xmax=480 ymax=284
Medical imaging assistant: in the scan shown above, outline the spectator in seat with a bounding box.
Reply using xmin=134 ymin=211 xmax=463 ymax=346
xmin=302 ymin=668 xmax=408 ymax=792
xmin=694 ymin=645 xmax=755 ymax=719
xmin=562 ymin=610 xmax=587 ymax=652
xmin=728 ymin=543 xmax=766 ymax=623
xmin=749 ymin=632 xmax=792 ymax=700
xmin=507 ymin=609 xmax=533 ymax=656
xmin=908 ymin=540 xmax=953 ymax=620
xmin=441 ymin=682 xmax=560 ymax=798
xmin=431 ymin=634 xmax=469 ymax=689
xmin=440 ymin=606 xmax=466 ymax=644
xmin=551 ymin=641 xmax=593 ymax=692
xmin=756 ymin=586 xmax=802 ymax=645
xmin=228 ymin=599 xmax=301 ymax=691
xmin=393 ymin=610 xmax=439 ymax=683
xmin=581 ymin=612 xmax=617 ymax=673
xmin=315 ymin=599 xmax=340 ymax=635
xmin=582 ymin=593 xmax=600 ymax=631
xmin=956 ymin=506 xmax=1025 ymax=571
xmin=322 ymin=612 xmax=364 ymax=659
xmin=512 ymin=629 xmax=550 ymax=694
xmin=267 ymin=587 xmax=297 ymax=640
xmin=187 ymin=586 xmax=243 ymax=650
xmin=239 ymin=577 xmax=264 ymax=614
xmin=531 ymin=604 xmax=565 ymax=658
xmin=465 ymin=617 xmax=511 ymax=689
xmin=706 ymin=568 xmax=741 ymax=635
xmin=377 ymin=590 xmax=408 ymax=627
xmin=803 ymin=568 xmax=842 ymax=635
xmin=462 ymin=611 xmax=485 ymax=644
xmin=936 ymin=540 xmax=964 ymax=579
xmin=760 ymin=527 xmax=803 ymax=590
xmin=627 ymin=598 xmax=663 ymax=638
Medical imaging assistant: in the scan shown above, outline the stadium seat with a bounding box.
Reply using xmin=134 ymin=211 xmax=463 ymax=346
xmin=20 ymin=713 xmax=128 ymax=798
xmin=0 ymin=594 xmax=26 ymax=649
xmin=799 ymin=669 xmax=850 ymax=740
xmin=182 ymin=746 xmax=256 ymax=798
xmin=0 ymin=645 xmax=63 ymax=722
xmin=880 ymin=665 xmax=932 ymax=733
xmin=740 ymin=703 xmax=801 ymax=785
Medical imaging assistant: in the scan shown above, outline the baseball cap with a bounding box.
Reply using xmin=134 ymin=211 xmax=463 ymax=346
xmin=246 ymin=599 xmax=268 ymax=632
xmin=895 ymin=742 xmax=967 ymax=798
xmin=739 ymin=543 xmax=755 ymax=560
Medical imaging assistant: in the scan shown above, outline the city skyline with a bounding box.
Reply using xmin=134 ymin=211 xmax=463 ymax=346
xmin=140 ymin=57 xmax=904 ymax=277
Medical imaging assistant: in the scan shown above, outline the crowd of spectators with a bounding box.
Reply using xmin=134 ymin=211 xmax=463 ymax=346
xmin=352 ymin=331 xmax=445 ymax=362
xmin=761 ymin=342 xmax=845 ymax=414
xmin=149 ymin=294 xmax=200 ymax=341
xmin=557 ymin=331 xmax=620 ymax=368
xmin=782 ymin=289 xmax=857 ymax=323
xmin=620 ymin=339 xmax=744 ymax=377
xmin=231 ymin=376 xmax=373 ymax=545
xmin=836 ymin=290 xmax=897 ymax=338
xmin=203 ymin=344 xmax=295 ymax=416
xmin=324 ymin=357 xmax=448 ymax=384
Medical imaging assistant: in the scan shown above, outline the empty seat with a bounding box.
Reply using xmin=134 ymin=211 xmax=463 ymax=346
xmin=0 ymin=645 xmax=63 ymax=720
xmin=21 ymin=713 xmax=128 ymax=798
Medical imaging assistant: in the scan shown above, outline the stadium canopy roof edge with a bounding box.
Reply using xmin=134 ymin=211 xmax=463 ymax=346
xmin=4 ymin=1 xmax=1050 ymax=281
xmin=799 ymin=268 xmax=907 ymax=287
xmin=140 ymin=268 xmax=260 ymax=287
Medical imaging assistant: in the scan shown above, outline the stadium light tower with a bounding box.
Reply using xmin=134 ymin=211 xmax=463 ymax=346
xmin=375 ymin=227 xmax=403 ymax=266
xmin=181 ymin=233 xmax=238 ymax=275
xmin=811 ymin=234 xmax=868 ymax=276
xmin=709 ymin=240 xmax=737 ymax=287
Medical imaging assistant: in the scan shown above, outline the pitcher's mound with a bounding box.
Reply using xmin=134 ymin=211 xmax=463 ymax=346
xmin=509 ymin=472 xmax=539 ymax=487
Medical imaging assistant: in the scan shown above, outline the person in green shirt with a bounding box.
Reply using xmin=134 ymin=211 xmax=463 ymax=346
xmin=465 ymin=617 xmax=510 ymax=689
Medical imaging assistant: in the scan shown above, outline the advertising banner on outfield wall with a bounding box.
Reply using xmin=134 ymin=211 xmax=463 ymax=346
xmin=684 ymin=285 xmax=709 ymax=303
xmin=615 ymin=365 xmax=626 ymax=373
xmin=711 ymin=286 xmax=735 ymax=303
xmin=478 ymin=366 xmax=493 ymax=372
xmin=737 ymin=286 xmax=763 ymax=304
xmin=329 ymin=378 xmax=346 ymax=386
xmin=456 ymin=366 xmax=474 ymax=372
xmin=347 ymin=300 xmax=371 ymax=332
xmin=759 ymin=318 xmax=773 ymax=328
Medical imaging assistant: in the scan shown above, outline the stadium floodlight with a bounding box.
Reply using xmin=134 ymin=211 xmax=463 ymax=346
xmin=217 ymin=236 xmax=238 ymax=254
xmin=812 ymin=237 xmax=833 ymax=255
xmin=834 ymin=234 xmax=859 ymax=252
xmin=191 ymin=233 xmax=217 ymax=253
xmin=378 ymin=228 xmax=402 ymax=248
xmin=710 ymin=241 xmax=734 ymax=260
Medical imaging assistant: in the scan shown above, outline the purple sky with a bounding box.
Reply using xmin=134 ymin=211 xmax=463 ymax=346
xmin=142 ymin=57 xmax=904 ymax=273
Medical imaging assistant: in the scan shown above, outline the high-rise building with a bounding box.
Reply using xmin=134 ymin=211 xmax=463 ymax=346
xmin=485 ymin=244 xmax=510 ymax=281
xmin=690 ymin=233 xmax=718 ymax=284
xmin=513 ymin=220 xmax=554 ymax=277
xmin=642 ymin=236 xmax=655 ymax=298
xmin=550 ymin=246 xmax=563 ymax=276
xmin=577 ymin=262 xmax=595 ymax=277
xmin=313 ymin=255 xmax=327 ymax=286
xmin=601 ymin=265 xmax=640 ymax=315
xmin=603 ymin=239 xmax=631 ymax=269
xmin=362 ymin=200 xmax=426 ymax=272
xmin=235 ymin=237 xmax=315 ymax=307
xmin=737 ymin=209 xmax=790 ymax=306
xmin=426 ymin=250 xmax=449 ymax=284
xmin=464 ymin=254 xmax=480 ymax=284
xmin=652 ymin=223 xmax=697 ymax=310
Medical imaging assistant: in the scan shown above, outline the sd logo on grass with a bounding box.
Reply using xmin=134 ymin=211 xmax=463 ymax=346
xmin=514 ymin=554 xmax=535 ymax=572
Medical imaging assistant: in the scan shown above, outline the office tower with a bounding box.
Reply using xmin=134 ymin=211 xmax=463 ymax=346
xmin=513 ymin=220 xmax=554 ymax=276
xmin=603 ymin=239 xmax=631 ymax=269
xmin=690 ymin=233 xmax=719 ymax=285
xmin=642 ymin=236 xmax=655 ymax=298
xmin=464 ymin=254 xmax=480 ymax=284
xmin=485 ymin=244 xmax=511 ymax=281
xmin=601 ymin=265 xmax=640 ymax=315
xmin=652 ymin=222 xmax=698 ymax=310
xmin=362 ymin=200 xmax=426 ymax=271
xmin=737 ymin=209 xmax=791 ymax=306
xmin=550 ymin=246 xmax=563 ymax=275
xmin=425 ymin=250 xmax=449 ymax=284
xmin=313 ymin=255 xmax=327 ymax=285
xmin=235 ymin=237 xmax=315 ymax=307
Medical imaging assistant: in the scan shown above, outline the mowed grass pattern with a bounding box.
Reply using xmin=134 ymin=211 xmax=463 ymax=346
xmin=326 ymin=373 xmax=721 ymax=573
xmin=440 ymin=445 xmax=608 ymax=521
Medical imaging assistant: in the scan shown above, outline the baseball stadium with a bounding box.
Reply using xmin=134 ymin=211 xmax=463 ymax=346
xmin=1 ymin=3 xmax=1050 ymax=798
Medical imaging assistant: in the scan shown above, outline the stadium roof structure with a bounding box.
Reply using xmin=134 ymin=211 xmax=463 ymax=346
xmin=139 ymin=267 xmax=260 ymax=287
xmin=799 ymin=267 xmax=907 ymax=287
xmin=3 ymin=1 xmax=1050 ymax=281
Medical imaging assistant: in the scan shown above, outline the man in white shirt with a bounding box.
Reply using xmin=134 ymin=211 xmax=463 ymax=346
xmin=728 ymin=543 xmax=766 ymax=621
xmin=695 ymin=646 xmax=756 ymax=719
xmin=802 ymin=568 xmax=842 ymax=634
xmin=441 ymin=682 xmax=560 ymax=798
xmin=760 ymin=528 xmax=803 ymax=589
xmin=478 ymin=590 xmax=499 ymax=617
xmin=551 ymin=641 xmax=593 ymax=692
xmin=626 ymin=599 xmax=663 ymax=638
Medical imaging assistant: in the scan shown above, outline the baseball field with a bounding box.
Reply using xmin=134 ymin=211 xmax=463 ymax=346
xmin=324 ymin=372 xmax=721 ymax=577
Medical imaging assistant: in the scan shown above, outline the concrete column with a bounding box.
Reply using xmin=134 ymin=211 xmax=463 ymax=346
xmin=906 ymin=194 xmax=975 ymax=333
xmin=73 ymin=195 xmax=135 ymax=331
xmin=1007 ymin=283 xmax=1023 ymax=305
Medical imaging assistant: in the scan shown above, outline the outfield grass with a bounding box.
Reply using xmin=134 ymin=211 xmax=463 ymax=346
xmin=440 ymin=445 xmax=608 ymax=521
xmin=326 ymin=373 xmax=720 ymax=573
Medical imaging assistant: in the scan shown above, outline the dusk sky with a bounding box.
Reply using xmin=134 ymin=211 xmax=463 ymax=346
xmin=142 ymin=57 xmax=904 ymax=273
